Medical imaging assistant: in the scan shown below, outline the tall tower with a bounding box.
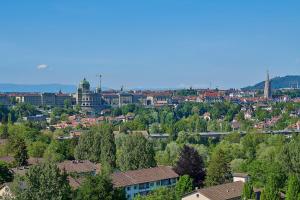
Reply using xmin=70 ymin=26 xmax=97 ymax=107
xmin=264 ymin=70 xmax=272 ymax=99
xmin=96 ymin=74 xmax=102 ymax=93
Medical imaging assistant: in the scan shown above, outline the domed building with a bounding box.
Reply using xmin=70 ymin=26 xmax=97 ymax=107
xmin=76 ymin=78 xmax=102 ymax=113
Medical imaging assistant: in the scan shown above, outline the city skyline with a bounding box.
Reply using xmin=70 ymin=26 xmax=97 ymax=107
xmin=1 ymin=1 xmax=300 ymax=89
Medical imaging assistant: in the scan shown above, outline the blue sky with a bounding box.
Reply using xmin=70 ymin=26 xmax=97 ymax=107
xmin=0 ymin=0 xmax=299 ymax=89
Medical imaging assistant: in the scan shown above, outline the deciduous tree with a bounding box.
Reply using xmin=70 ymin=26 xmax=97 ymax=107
xmin=206 ymin=148 xmax=231 ymax=186
xmin=13 ymin=163 xmax=71 ymax=200
xmin=116 ymin=133 xmax=156 ymax=171
xmin=174 ymin=145 xmax=205 ymax=187
xmin=175 ymin=175 xmax=193 ymax=200
xmin=13 ymin=138 xmax=28 ymax=167
xmin=76 ymin=174 xmax=125 ymax=200
xmin=286 ymin=174 xmax=300 ymax=200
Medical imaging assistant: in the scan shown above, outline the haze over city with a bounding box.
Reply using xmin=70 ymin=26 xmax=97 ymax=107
xmin=0 ymin=1 xmax=300 ymax=89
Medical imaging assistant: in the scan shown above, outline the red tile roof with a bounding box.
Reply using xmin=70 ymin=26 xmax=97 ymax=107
xmin=57 ymin=160 xmax=101 ymax=174
xmin=187 ymin=181 xmax=244 ymax=200
xmin=112 ymin=166 xmax=179 ymax=188
xmin=68 ymin=176 xmax=85 ymax=189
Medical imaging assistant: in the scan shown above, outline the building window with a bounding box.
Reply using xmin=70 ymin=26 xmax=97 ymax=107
xmin=127 ymin=186 xmax=131 ymax=191
xmin=161 ymin=179 xmax=171 ymax=186
xmin=156 ymin=181 xmax=161 ymax=186
xmin=138 ymin=183 xmax=150 ymax=190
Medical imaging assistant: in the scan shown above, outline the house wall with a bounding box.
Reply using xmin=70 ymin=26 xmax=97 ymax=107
xmin=0 ymin=185 xmax=13 ymax=199
xmin=233 ymin=177 xmax=248 ymax=183
xmin=124 ymin=178 xmax=177 ymax=200
xmin=182 ymin=192 xmax=210 ymax=200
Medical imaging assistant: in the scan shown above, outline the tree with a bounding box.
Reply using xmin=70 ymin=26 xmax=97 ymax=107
xmin=76 ymin=174 xmax=125 ymax=200
xmin=99 ymin=125 xmax=116 ymax=168
xmin=175 ymin=175 xmax=193 ymax=200
xmin=13 ymin=163 xmax=71 ymax=200
xmin=13 ymin=138 xmax=28 ymax=167
xmin=116 ymin=133 xmax=156 ymax=171
xmin=286 ymin=174 xmax=300 ymax=200
xmin=28 ymin=141 xmax=48 ymax=158
xmin=281 ymin=136 xmax=300 ymax=176
xmin=75 ymin=124 xmax=116 ymax=168
xmin=0 ymin=123 xmax=9 ymax=139
xmin=242 ymin=182 xmax=254 ymax=200
xmin=43 ymin=140 xmax=73 ymax=162
xmin=174 ymin=145 xmax=205 ymax=187
xmin=263 ymin=174 xmax=280 ymax=200
xmin=0 ymin=161 xmax=13 ymax=184
xmin=206 ymin=148 xmax=232 ymax=186
xmin=134 ymin=187 xmax=175 ymax=200
xmin=75 ymin=131 xmax=98 ymax=161
xmin=155 ymin=142 xmax=181 ymax=166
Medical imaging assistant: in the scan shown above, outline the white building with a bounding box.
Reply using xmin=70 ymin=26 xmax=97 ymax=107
xmin=112 ymin=166 xmax=179 ymax=200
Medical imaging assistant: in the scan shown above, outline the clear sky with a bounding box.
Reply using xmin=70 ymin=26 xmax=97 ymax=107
xmin=0 ymin=0 xmax=299 ymax=89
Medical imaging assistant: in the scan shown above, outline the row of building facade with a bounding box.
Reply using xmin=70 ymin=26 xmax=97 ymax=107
xmin=0 ymin=74 xmax=281 ymax=114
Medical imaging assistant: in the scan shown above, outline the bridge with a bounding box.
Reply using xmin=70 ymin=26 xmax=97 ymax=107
xmin=198 ymin=130 xmax=300 ymax=138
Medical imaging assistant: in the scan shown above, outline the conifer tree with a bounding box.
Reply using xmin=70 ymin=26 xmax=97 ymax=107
xmin=286 ymin=174 xmax=300 ymax=200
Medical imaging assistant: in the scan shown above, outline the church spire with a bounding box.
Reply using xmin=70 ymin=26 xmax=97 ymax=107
xmin=264 ymin=70 xmax=272 ymax=99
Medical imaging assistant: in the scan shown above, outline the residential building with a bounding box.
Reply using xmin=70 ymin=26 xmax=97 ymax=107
xmin=16 ymin=93 xmax=42 ymax=106
xmin=112 ymin=166 xmax=179 ymax=200
xmin=15 ymin=92 xmax=74 ymax=107
xmin=146 ymin=93 xmax=172 ymax=106
xmin=244 ymin=110 xmax=253 ymax=120
xmin=0 ymin=183 xmax=13 ymax=199
xmin=182 ymin=173 xmax=260 ymax=200
xmin=0 ymin=94 xmax=10 ymax=106
xmin=203 ymin=112 xmax=211 ymax=121
xmin=198 ymin=91 xmax=224 ymax=103
xmin=182 ymin=181 xmax=246 ymax=200
xmin=41 ymin=93 xmax=56 ymax=106
xmin=102 ymin=91 xmax=136 ymax=107
xmin=54 ymin=92 xmax=74 ymax=107
xmin=118 ymin=92 xmax=133 ymax=107
xmin=102 ymin=93 xmax=120 ymax=107
xmin=57 ymin=160 xmax=101 ymax=176
xmin=23 ymin=114 xmax=47 ymax=122
xmin=232 ymin=173 xmax=250 ymax=183
xmin=132 ymin=93 xmax=147 ymax=105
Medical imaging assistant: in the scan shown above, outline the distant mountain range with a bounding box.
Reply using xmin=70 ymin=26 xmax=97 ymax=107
xmin=243 ymin=75 xmax=300 ymax=90
xmin=0 ymin=84 xmax=77 ymax=93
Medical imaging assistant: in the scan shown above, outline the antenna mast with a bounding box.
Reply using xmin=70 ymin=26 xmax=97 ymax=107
xmin=96 ymin=74 xmax=102 ymax=92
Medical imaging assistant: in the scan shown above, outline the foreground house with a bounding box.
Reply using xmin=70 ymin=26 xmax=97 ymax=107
xmin=182 ymin=181 xmax=245 ymax=200
xmin=182 ymin=174 xmax=260 ymax=200
xmin=0 ymin=183 xmax=13 ymax=199
xmin=112 ymin=166 xmax=179 ymax=200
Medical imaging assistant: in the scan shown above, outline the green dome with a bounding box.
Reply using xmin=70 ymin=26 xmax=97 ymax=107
xmin=79 ymin=78 xmax=90 ymax=89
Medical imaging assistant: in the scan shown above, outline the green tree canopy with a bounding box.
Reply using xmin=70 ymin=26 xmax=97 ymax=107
xmin=175 ymin=175 xmax=193 ymax=200
xmin=75 ymin=124 xmax=116 ymax=168
xmin=13 ymin=163 xmax=71 ymax=200
xmin=75 ymin=174 xmax=125 ymax=200
xmin=241 ymin=182 xmax=255 ymax=200
xmin=286 ymin=174 xmax=300 ymax=200
xmin=13 ymin=137 xmax=29 ymax=167
xmin=205 ymin=148 xmax=232 ymax=186
xmin=116 ymin=133 xmax=156 ymax=171
xmin=262 ymin=174 xmax=280 ymax=200
xmin=0 ymin=161 xmax=13 ymax=184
